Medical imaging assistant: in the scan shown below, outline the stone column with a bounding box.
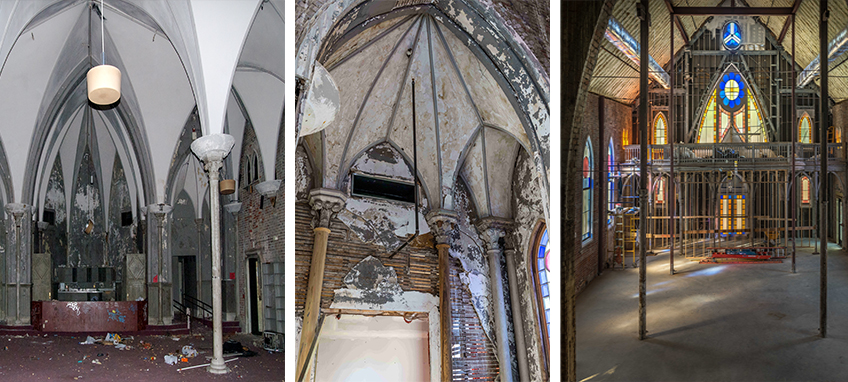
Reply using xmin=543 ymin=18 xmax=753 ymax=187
xmin=4 ymin=203 xmax=31 ymax=325
xmin=224 ymin=202 xmax=242 ymax=322
xmin=476 ymin=217 xmax=515 ymax=382
xmin=145 ymin=203 xmax=173 ymax=326
xmin=191 ymin=134 xmax=235 ymax=375
xmin=504 ymin=234 xmax=530 ymax=381
xmin=426 ymin=209 xmax=458 ymax=382
xmin=296 ymin=188 xmax=345 ymax=381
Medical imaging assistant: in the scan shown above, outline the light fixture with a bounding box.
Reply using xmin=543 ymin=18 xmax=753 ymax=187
xmin=87 ymin=0 xmax=121 ymax=105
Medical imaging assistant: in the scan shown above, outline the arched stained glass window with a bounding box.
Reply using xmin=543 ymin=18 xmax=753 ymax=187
xmin=653 ymin=113 xmax=667 ymax=145
xmin=608 ymin=138 xmax=615 ymax=226
xmin=801 ymin=176 xmax=811 ymax=205
xmin=656 ymin=177 xmax=666 ymax=204
xmin=799 ymin=113 xmax=812 ymax=144
xmin=531 ymin=226 xmax=550 ymax=357
xmin=696 ymin=66 xmax=767 ymax=143
xmin=583 ymin=140 xmax=593 ymax=241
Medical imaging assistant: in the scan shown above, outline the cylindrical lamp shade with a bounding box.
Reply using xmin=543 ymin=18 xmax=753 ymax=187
xmin=219 ymin=179 xmax=236 ymax=195
xmin=87 ymin=65 xmax=121 ymax=105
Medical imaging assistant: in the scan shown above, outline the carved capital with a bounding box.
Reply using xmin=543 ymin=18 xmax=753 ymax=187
xmin=475 ymin=217 xmax=513 ymax=251
xmin=309 ymin=188 xmax=347 ymax=229
xmin=5 ymin=203 xmax=29 ymax=220
xmin=425 ymin=209 xmax=459 ymax=246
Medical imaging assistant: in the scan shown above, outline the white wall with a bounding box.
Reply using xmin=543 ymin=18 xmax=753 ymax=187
xmin=314 ymin=315 xmax=430 ymax=382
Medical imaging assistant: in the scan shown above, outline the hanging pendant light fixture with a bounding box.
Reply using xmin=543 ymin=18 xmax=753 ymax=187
xmin=87 ymin=0 xmax=121 ymax=105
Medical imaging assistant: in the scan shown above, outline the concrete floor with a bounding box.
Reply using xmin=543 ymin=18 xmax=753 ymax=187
xmin=577 ymin=243 xmax=848 ymax=382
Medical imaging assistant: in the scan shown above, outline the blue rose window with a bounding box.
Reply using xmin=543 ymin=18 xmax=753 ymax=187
xmin=719 ymin=72 xmax=745 ymax=108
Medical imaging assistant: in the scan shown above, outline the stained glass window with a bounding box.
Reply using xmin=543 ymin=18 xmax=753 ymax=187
xmin=656 ymin=177 xmax=666 ymax=204
xmin=799 ymin=113 xmax=812 ymax=143
xmin=802 ymin=176 xmax=811 ymax=205
xmin=608 ymin=138 xmax=615 ymax=226
xmin=696 ymin=67 xmax=767 ymax=143
xmin=534 ymin=228 xmax=550 ymax=346
xmin=653 ymin=113 xmax=667 ymax=145
xmin=583 ymin=140 xmax=593 ymax=241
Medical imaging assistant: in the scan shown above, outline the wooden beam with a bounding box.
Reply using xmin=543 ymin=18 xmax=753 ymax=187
xmin=672 ymin=6 xmax=794 ymax=16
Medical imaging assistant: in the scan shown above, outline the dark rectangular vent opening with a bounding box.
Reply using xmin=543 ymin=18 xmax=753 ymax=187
xmin=352 ymin=174 xmax=415 ymax=203
xmin=43 ymin=209 xmax=55 ymax=225
xmin=121 ymin=211 xmax=133 ymax=226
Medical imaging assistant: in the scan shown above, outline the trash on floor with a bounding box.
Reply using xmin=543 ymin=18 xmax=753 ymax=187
xmin=92 ymin=359 xmax=101 ymax=365
xmin=79 ymin=336 xmax=96 ymax=345
xmin=164 ymin=354 xmax=179 ymax=365
xmin=104 ymin=333 xmax=121 ymax=344
xmin=181 ymin=345 xmax=198 ymax=358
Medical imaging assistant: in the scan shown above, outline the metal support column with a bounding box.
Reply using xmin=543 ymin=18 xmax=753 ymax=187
xmin=669 ymin=9 xmax=676 ymax=275
xmin=819 ymin=0 xmax=829 ymax=338
xmin=791 ymin=14 xmax=797 ymax=273
xmin=638 ymin=0 xmax=649 ymax=341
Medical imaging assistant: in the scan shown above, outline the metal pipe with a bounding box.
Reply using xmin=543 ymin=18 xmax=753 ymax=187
xmin=605 ymin=16 xmax=670 ymax=89
xmin=638 ymin=0 xmax=649 ymax=341
xmin=389 ymin=79 xmax=420 ymax=263
xmin=819 ymin=0 xmax=829 ymax=339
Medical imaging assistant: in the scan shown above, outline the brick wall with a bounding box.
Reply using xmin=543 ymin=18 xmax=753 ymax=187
xmin=235 ymin=124 xmax=285 ymax=326
xmin=574 ymin=93 xmax=631 ymax=294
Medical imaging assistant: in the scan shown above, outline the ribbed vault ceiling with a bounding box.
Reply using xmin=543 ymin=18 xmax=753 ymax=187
xmin=315 ymin=14 xmax=529 ymax=218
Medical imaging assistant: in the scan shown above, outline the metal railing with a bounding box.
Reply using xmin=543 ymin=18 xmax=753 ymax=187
xmin=174 ymin=294 xmax=212 ymax=320
xmin=623 ymin=143 xmax=844 ymax=164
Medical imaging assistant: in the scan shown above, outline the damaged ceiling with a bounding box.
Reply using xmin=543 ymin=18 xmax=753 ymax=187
xmin=307 ymin=13 xmax=530 ymax=220
xmin=590 ymin=0 xmax=848 ymax=104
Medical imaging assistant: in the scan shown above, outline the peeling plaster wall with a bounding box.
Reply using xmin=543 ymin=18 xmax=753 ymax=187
xmin=107 ymin=154 xmax=135 ymax=288
xmin=294 ymin=200 xmax=439 ymax=314
xmin=338 ymin=143 xmax=429 ymax=253
xmin=43 ymin=156 xmax=67 ymax=267
xmin=69 ymin=145 xmax=104 ymax=267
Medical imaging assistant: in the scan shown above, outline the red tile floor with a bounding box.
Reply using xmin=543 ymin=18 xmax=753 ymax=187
xmin=0 ymin=325 xmax=283 ymax=381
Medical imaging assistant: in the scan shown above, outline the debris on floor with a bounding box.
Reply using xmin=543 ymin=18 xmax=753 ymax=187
xmin=164 ymin=354 xmax=179 ymax=365
xmin=181 ymin=345 xmax=198 ymax=358
xmin=79 ymin=336 xmax=96 ymax=345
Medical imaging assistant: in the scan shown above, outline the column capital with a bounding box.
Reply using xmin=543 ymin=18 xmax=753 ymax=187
xmin=309 ymin=188 xmax=347 ymax=229
xmin=5 ymin=203 xmax=30 ymax=219
xmin=145 ymin=203 xmax=173 ymax=217
xmin=190 ymin=134 xmax=235 ymax=165
xmin=426 ymin=209 xmax=459 ymax=246
xmin=475 ymin=217 xmax=513 ymax=251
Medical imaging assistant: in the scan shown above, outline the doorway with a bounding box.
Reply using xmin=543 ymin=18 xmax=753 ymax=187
xmin=247 ymin=257 xmax=262 ymax=335
xmin=176 ymin=256 xmax=197 ymax=307
xmin=837 ymin=197 xmax=843 ymax=246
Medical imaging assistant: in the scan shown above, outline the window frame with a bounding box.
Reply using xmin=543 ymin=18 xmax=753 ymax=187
xmin=582 ymin=139 xmax=593 ymax=242
xmin=529 ymin=223 xmax=550 ymax=373
xmin=653 ymin=112 xmax=667 ymax=145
